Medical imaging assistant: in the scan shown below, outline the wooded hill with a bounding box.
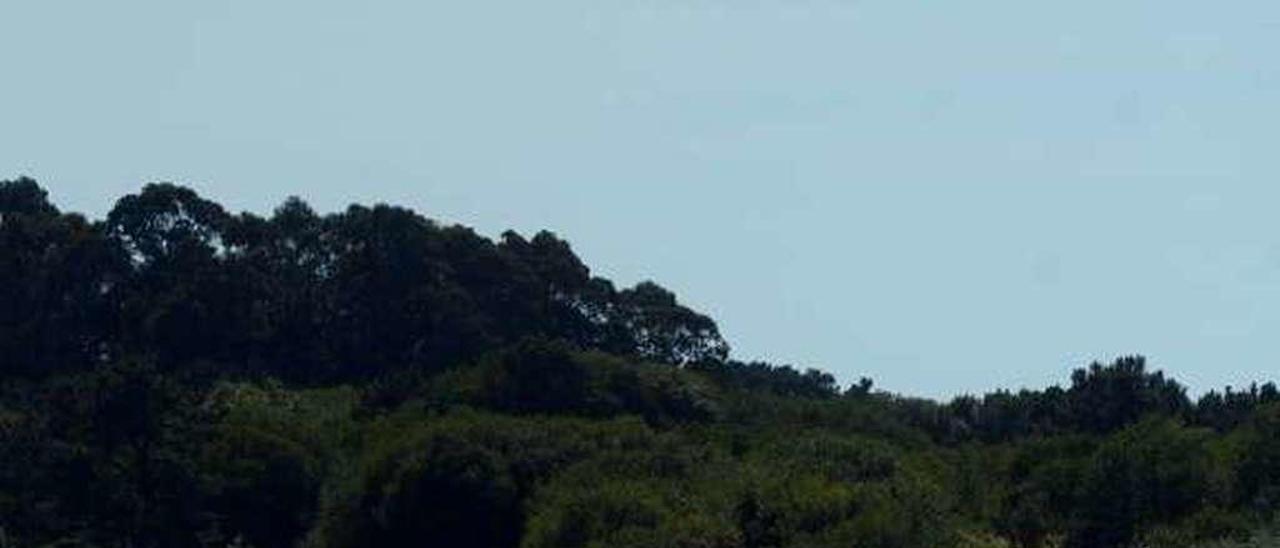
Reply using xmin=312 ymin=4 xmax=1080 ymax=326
xmin=3 ymin=178 xmax=1279 ymax=548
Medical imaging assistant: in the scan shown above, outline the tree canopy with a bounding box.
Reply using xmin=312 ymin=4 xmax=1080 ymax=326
xmin=3 ymin=178 xmax=1280 ymax=548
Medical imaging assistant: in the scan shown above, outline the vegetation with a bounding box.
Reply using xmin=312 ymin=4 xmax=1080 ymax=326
xmin=4 ymin=177 xmax=1280 ymax=547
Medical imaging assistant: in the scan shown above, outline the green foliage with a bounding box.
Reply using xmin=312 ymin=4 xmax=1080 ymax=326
xmin=1232 ymin=403 xmax=1280 ymax=513
xmin=1067 ymin=357 xmax=1191 ymax=435
xmin=688 ymin=359 xmax=840 ymax=399
xmin=309 ymin=411 xmax=661 ymax=548
xmin=200 ymin=383 xmax=359 ymax=547
xmin=0 ymin=359 xmax=210 ymax=547
xmin=1070 ymin=419 xmax=1221 ymax=547
xmin=424 ymin=339 xmax=721 ymax=425
xmin=521 ymin=426 xmax=955 ymax=548
xmin=6 ymin=179 xmax=1280 ymax=548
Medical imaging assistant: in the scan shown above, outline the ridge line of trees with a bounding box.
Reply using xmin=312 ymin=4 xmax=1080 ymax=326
xmin=6 ymin=177 xmax=1280 ymax=548
xmin=1 ymin=178 xmax=728 ymax=382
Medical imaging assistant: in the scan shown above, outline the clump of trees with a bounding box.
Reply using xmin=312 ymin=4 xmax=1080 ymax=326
xmin=4 ymin=177 xmax=1280 ymax=548
xmin=0 ymin=178 xmax=728 ymax=383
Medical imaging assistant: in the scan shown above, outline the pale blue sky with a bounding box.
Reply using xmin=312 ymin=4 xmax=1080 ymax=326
xmin=4 ymin=1 xmax=1280 ymax=398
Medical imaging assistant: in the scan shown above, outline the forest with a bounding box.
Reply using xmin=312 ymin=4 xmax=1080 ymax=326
xmin=4 ymin=177 xmax=1280 ymax=548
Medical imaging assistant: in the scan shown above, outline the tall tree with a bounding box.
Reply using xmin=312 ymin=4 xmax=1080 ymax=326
xmin=1 ymin=178 xmax=122 ymax=376
xmin=106 ymin=184 xmax=239 ymax=368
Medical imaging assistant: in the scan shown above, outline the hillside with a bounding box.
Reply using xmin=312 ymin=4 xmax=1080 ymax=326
xmin=3 ymin=178 xmax=1280 ymax=548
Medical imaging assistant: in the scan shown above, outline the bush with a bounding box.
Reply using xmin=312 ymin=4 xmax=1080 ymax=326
xmin=1069 ymin=419 xmax=1217 ymax=548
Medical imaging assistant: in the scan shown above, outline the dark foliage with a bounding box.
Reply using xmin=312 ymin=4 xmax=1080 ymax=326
xmin=1 ymin=179 xmax=729 ymax=382
xmin=5 ymin=178 xmax=1280 ymax=548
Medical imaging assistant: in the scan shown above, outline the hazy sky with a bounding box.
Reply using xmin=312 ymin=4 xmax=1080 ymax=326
xmin=4 ymin=1 xmax=1279 ymax=398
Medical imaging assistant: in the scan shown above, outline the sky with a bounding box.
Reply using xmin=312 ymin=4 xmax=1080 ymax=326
xmin=3 ymin=1 xmax=1280 ymax=398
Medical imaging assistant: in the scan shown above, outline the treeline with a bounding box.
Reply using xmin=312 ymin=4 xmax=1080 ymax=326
xmin=3 ymin=178 xmax=1280 ymax=548
xmin=0 ymin=178 xmax=727 ymax=381
xmin=917 ymin=356 xmax=1278 ymax=443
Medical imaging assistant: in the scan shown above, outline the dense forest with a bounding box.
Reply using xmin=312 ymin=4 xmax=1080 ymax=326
xmin=4 ymin=177 xmax=1280 ymax=548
